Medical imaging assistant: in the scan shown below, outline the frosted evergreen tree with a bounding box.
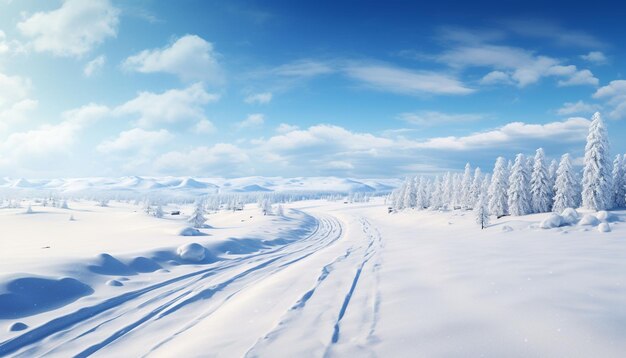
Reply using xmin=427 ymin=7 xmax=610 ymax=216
xmin=403 ymin=177 xmax=417 ymax=209
xmin=488 ymin=157 xmax=509 ymax=218
xmin=553 ymin=153 xmax=578 ymax=213
xmin=508 ymin=153 xmax=532 ymax=216
xmin=612 ymin=154 xmax=626 ymax=208
xmin=25 ymin=205 xmax=33 ymax=214
xmin=460 ymin=163 xmax=473 ymax=209
xmin=481 ymin=174 xmax=491 ymax=198
xmin=475 ymin=194 xmax=490 ymax=229
xmin=582 ymin=112 xmax=613 ymax=210
xmin=530 ymin=148 xmax=552 ymax=213
xmin=276 ymin=204 xmax=285 ymax=216
xmin=442 ymin=172 xmax=453 ymax=209
xmin=452 ymin=173 xmax=462 ymax=209
xmin=430 ymin=176 xmax=443 ymax=210
xmin=61 ymin=200 xmax=69 ymax=209
xmin=154 ymin=205 xmax=164 ymax=218
xmin=469 ymin=167 xmax=482 ymax=208
xmin=416 ymin=177 xmax=429 ymax=209
xmin=188 ymin=201 xmax=207 ymax=228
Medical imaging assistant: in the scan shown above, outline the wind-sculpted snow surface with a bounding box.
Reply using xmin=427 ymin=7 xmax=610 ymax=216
xmin=1 ymin=199 xmax=626 ymax=357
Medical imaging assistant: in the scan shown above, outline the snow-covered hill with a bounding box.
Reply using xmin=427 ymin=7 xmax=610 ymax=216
xmin=0 ymin=176 xmax=400 ymax=196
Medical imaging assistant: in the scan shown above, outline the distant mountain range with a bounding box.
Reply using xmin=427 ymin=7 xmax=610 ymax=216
xmin=0 ymin=176 xmax=400 ymax=195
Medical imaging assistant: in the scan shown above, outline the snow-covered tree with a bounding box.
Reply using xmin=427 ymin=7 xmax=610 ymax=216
xmin=154 ymin=205 xmax=164 ymax=218
xmin=582 ymin=112 xmax=613 ymax=211
xmin=429 ymin=176 xmax=443 ymax=210
xmin=442 ymin=172 xmax=453 ymax=209
xmin=553 ymin=153 xmax=578 ymax=213
xmin=475 ymin=195 xmax=490 ymax=229
xmin=61 ymin=200 xmax=69 ymax=209
xmin=612 ymin=154 xmax=626 ymax=208
xmin=403 ymin=176 xmax=417 ymax=209
xmin=276 ymin=204 xmax=285 ymax=216
xmin=460 ymin=163 xmax=473 ymax=209
xmin=415 ymin=177 xmax=429 ymax=209
xmin=508 ymin=153 xmax=532 ymax=216
xmin=488 ymin=157 xmax=509 ymax=218
xmin=25 ymin=205 xmax=33 ymax=214
xmin=530 ymin=148 xmax=552 ymax=213
xmin=188 ymin=201 xmax=207 ymax=228
xmin=260 ymin=198 xmax=273 ymax=215
xmin=469 ymin=167 xmax=482 ymax=208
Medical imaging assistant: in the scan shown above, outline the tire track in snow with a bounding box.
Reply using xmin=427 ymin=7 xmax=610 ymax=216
xmin=0 ymin=211 xmax=339 ymax=357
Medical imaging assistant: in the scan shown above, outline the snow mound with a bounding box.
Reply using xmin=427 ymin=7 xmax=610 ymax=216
xmin=578 ymin=214 xmax=600 ymax=226
xmin=596 ymin=211 xmax=616 ymax=222
xmin=179 ymin=227 xmax=205 ymax=236
xmin=106 ymin=279 xmax=124 ymax=287
xmin=177 ymin=243 xmax=206 ymax=262
xmin=598 ymin=222 xmax=611 ymax=232
xmin=560 ymin=208 xmax=580 ymax=225
xmin=501 ymin=225 xmax=513 ymax=232
xmin=540 ymin=214 xmax=563 ymax=229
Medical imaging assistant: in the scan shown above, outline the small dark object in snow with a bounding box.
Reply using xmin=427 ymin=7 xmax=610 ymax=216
xmin=41 ymin=246 xmax=50 ymax=249
xmin=171 ymin=211 xmax=180 ymax=215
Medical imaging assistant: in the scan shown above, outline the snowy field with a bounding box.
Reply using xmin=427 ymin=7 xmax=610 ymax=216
xmin=1 ymin=198 xmax=625 ymax=357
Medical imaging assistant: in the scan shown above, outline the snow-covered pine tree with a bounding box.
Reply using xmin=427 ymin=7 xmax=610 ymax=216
xmin=553 ymin=153 xmax=578 ymax=213
xmin=430 ymin=176 xmax=443 ymax=210
xmin=276 ymin=204 xmax=285 ymax=216
xmin=460 ymin=163 xmax=473 ymax=209
xmin=442 ymin=172 xmax=453 ymax=209
xmin=154 ymin=205 xmax=164 ymax=218
xmin=508 ymin=153 xmax=532 ymax=216
xmin=530 ymin=148 xmax=552 ymax=213
xmin=488 ymin=157 xmax=509 ymax=218
xmin=453 ymin=173 xmax=463 ymax=209
xmin=469 ymin=167 xmax=482 ymax=208
xmin=415 ymin=177 xmax=429 ymax=209
xmin=612 ymin=154 xmax=626 ymax=208
xmin=475 ymin=194 xmax=490 ymax=229
xmin=188 ymin=201 xmax=207 ymax=228
xmin=582 ymin=112 xmax=613 ymax=211
xmin=403 ymin=176 xmax=417 ymax=209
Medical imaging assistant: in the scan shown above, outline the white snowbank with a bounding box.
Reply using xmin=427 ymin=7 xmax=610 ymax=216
xmin=177 ymin=243 xmax=206 ymax=262
xmin=596 ymin=211 xmax=616 ymax=222
xmin=179 ymin=227 xmax=204 ymax=236
xmin=579 ymin=214 xmax=600 ymax=226
xmin=540 ymin=213 xmax=562 ymax=229
xmin=598 ymin=222 xmax=611 ymax=232
xmin=560 ymin=208 xmax=579 ymax=225
xmin=501 ymin=225 xmax=513 ymax=232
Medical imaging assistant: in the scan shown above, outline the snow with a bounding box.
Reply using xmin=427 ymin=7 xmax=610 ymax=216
xmin=598 ymin=222 xmax=612 ymax=232
xmin=579 ymin=214 xmax=601 ymax=226
xmin=560 ymin=208 xmax=580 ymax=225
xmin=1 ymin=198 xmax=625 ymax=356
xmin=176 ymin=243 xmax=207 ymax=262
xmin=178 ymin=227 xmax=204 ymax=236
xmin=539 ymin=213 xmax=562 ymax=229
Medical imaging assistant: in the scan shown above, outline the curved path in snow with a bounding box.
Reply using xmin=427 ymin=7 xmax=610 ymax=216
xmin=0 ymin=208 xmax=384 ymax=357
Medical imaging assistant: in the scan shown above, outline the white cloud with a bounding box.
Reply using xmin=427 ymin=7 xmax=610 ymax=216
xmin=1 ymin=103 xmax=109 ymax=158
xmin=193 ymin=119 xmax=215 ymax=134
xmin=97 ymin=128 xmax=172 ymax=154
xmin=480 ymin=70 xmax=513 ymax=85
xmin=504 ymin=20 xmax=605 ymax=48
xmin=115 ymin=83 xmax=219 ymax=128
xmin=17 ymin=0 xmax=119 ymax=57
xmin=437 ymin=44 xmax=598 ymax=87
xmin=398 ymin=110 xmax=483 ymax=126
xmin=557 ymin=69 xmax=598 ymax=87
xmin=557 ymin=101 xmax=601 ymax=116
xmin=245 ymin=92 xmax=272 ymax=104
xmin=580 ymin=51 xmax=607 ymax=64
xmin=156 ymin=143 xmax=249 ymax=175
xmin=276 ymin=123 xmax=299 ymax=133
xmin=123 ymin=34 xmax=222 ymax=83
xmin=593 ymin=80 xmax=626 ymax=119
xmin=326 ymin=161 xmax=354 ymax=170
xmin=272 ymin=60 xmax=334 ymax=78
xmin=344 ymin=63 xmax=474 ymax=95
xmin=413 ymin=117 xmax=590 ymax=150
xmin=83 ymin=55 xmax=106 ymax=77
xmin=237 ymin=113 xmax=265 ymax=129
xmin=0 ymin=71 xmax=37 ymax=132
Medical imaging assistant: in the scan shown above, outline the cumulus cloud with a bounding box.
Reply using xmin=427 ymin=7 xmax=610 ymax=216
xmin=83 ymin=55 xmax=106 ymax=77
xmin=1 ymin=103 xmax=109 ymax=159
xmin=272 ymin=60 xmax=335 ymax=78
xmin=580 ymin=51 xmax=607 ymax=64
xmin=398 ymin=110 xmax=484 ymax=126
xmin=114 ymin=83 xmax=219 ymax=128
xmin=344 ymin=63 xmax=474 ymax=95
xmin=97 ymin=128 xmax=172 ymax=154
xmin=156 ymin=143 xmax=250 ymax=175
xmin=17 ymin=0 xmax=119 ymax=57
xmin=236 ymin=113 xmax=265 ymax=129
xmin=123 ymin=34 xmax=222 ymax=83
xmin=275 ymin=123 xmax=299 ymax=133
xmin=0 ymin=72 xmax=37 ymax=132
xmin=557 ymin=101 xmax=601 ymax=116
xmin=193 ymin=119 xmax=215 ymax=134
xmin=593 ymin=80 xmax=626 ymax=119
xmin=245 ymin=92 xmax=272 ymax=104
xmin=437 ymin=44 xmax=598 ymax=87
xmin=412 ymin=118 xmax=590 ymax=150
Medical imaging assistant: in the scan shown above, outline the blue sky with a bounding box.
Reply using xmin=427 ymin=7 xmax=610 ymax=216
xmin=1 ymin=0 xmax=625 ymax=178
